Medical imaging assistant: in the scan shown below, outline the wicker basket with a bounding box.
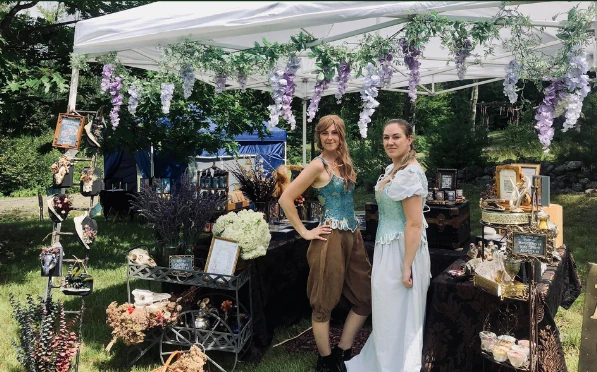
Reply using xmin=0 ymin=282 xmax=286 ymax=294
xmin=151 ymin=350 xmax=181 ymax=372
xmin=474 ymin=274 xmax=528 ymax=301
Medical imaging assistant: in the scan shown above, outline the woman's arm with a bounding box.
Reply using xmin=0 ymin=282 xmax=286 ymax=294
xmin=279 ymin=161 xmax=331 ymax=241
xmin=401 ymin=195 xmax=423 ymax=288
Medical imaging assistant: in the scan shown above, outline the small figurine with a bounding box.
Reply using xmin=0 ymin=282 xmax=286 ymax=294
xmin=466 ymin=243 xmax=478 ymax=261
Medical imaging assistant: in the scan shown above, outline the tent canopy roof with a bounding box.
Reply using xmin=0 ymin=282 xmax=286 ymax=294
xmin=73 ymin=1 xmax=595 ymax=98
xmin=200 ymin=120 xmax=287 ymax=142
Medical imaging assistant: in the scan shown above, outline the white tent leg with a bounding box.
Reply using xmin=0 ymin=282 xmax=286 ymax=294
xmin=67 ymin=66 xmax=80 ymax=113
xmin=302 ymin=99 xmax=307 ymax=167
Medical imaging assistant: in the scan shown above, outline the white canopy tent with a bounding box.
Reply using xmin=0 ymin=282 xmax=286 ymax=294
xmin=71 ymin=1 xmax=596 ymax=165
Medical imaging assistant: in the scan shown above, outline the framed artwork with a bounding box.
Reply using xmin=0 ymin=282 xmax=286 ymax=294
xmin=52 ymin=114 xmax=85 ymax=150
xmin=153 ymin=178 xmax=162 ymax=193
xmin=161 ymin=178 xmax=171 ymax=194
xmin=456 ymin=189 xmax=464 ymax=198
xmin=426 ymin=190 xmax=434 ymax=201
xmin=435 ymin=190 xmax=445 ymax=201
xmin=513 ymin=163 xmax=541 ymax=194
xmin=506 ymin=225 xmax=556 ymax=263
xmin=437 ymin=168 xmax=457 ymax=190
xmin=495 ymin=165 xmax=522 ymax=200
xmin=446 ymin=190 xmax=456 ymax=201
xmin=205 ymin=236 xmax=240 ymax=276
xmin=140 ymin=178 xmax=151 ymax=190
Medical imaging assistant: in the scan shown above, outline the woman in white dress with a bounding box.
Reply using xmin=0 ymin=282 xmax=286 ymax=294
xmin=346 ymin=119 xmax=431 ymax=372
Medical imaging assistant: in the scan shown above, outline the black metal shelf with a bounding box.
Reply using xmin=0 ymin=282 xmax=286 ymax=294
xmin=127 ymin=264 xmax=251 ymax=290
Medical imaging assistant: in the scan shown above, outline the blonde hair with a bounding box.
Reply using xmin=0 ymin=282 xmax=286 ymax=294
xmin=273 ymin=165 xmax=290 ymax=197
xmin=378 ymin=119 xmax=416 ymax=190
xmin=315 ymin=115 xmax=357 ymax=190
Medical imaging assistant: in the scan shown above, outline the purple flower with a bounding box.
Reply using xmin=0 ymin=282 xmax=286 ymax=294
xmin=357 ymin=63 xmax=380 ymax=138
xmin=307 ymin=75 xmax=330 ymax=123
xmin=400 ymin=39 xmax=422 ymax=102
xmin=562 ymin=48 xmax=590 ymax=131
xmin=180 ymin=63 xmax=195 ymax=99
xmin=101 ymin=64 xmax=113 ymax=92
xmin=378 ymin=52 xmax=394 ymax=88
xmin=215 ymin=74 xmax=227 ymax=95
xmin=128 ymin=85 xmax=139 ymax=116
xmin=237 ymin=72 xmax=247 ymax=93
xmin=455 ymin=39 xmax=472 ymax=80
xmin=503 ymin=60 xmax=520 ymax=104
xmin=335 ymin=61 xmax=351 ymax=104
xmin=282 ymin=56 xmax=301 ymax=129
xmin=267 ymin=69 xmax=286 ymax=129
xmin=534 ymin=79 xmax=564 ymax=152
xmin=160 ymin=83 xmax=174 ymax=114
xmin=108 ymin=76 xmax=123 ymax=128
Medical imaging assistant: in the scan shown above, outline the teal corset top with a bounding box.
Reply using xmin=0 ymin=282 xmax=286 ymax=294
xmin=312 ymin=157 xmax=358 ymax=231
xmin=375 ymin=165 xmax=428 ymax=244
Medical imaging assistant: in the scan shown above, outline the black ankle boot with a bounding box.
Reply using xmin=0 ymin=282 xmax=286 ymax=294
xmin=332 ymin=345 xmax=353 ymax=361
xmin=316 ymin=354 xmax=335 ymax=372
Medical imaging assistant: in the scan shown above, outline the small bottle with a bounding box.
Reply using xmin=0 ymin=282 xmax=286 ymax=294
xmin=212 ymin=169 xmax=219 ymax=189
xmin=205 ymin=170 xmax=212 ymax=189
xmin=219 ymin=170 xmax=226 ymax=188
xmin=199 ymin=170 xmax=205 ymax=188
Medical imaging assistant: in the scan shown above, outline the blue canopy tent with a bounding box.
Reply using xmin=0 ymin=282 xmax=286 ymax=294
xmin=197 ymin=121 xmax=287 ymax=172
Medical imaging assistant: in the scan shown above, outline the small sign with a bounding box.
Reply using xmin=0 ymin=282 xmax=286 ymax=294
xmin=513 ymin=232 xmax=546 ymax=256
xmin=205 ymin=236 xmax=240 ymax=276
xmin=578 ymin=263 xmax=597 ymax=372
xmin=169 ymin=255 xmax=194 ymax=277
xmin=52 ymin=114 xmax=85 ymax=150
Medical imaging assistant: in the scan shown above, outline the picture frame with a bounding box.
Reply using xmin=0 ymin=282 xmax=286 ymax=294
xmin=153 ymin=178 xmax=162 ymax=193
xmin=162 ymin=178 xmax=171 ymax=194
xmin=506 ymin=225 xmax=556 ymax=263
xmin=52 ymin=114 xmax=85 ymax=150
xmin=140 ymin=178 xmax=151 ymax=190
xmin=437 ymin=168 xmax=458 ymax=190
xmin=426 ymin=190 xmax=434 ymax=202
xmin=446 ymin=190 xmax=456 ymax=201
xmin=204 ymin=236 xmax=240 ymax=276
xmin=513 ymin=163 xmax=541 ymax=194
xmin=495 ymin=164 xmax=522 ymax=200
xmin=435 ymin=190 xmax=445 ymax=201
xmin=533 ymin=175 xmax=550 ymax=207
xmin=456 ymin=189 xmax=464 ymax=198
xmin=169 ymin=255 xmax=194 ymax=277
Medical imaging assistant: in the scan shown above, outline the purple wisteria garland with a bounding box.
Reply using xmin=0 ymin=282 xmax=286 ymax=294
xmin=101 ymin=64 xmax=113 ymax=92
xmin=455 ymin=39 xmax=473 ymax=80
xmin=160 ymin=83 xmax=174 ymax=114
xmin=109 ymin=77 xmax=123 ymax=129
xmin=534 ymin=79 xmax=564 ymax=152
xmin=378 ymin=52 xmax=394 ymax=88
xmin=307 ymin=73 xmax=330 ymax=123
xmin=562 ymin=49 xmax=590 ymax=132
xmin=180 ymin=63 xmax=195 ymax=99
xmin=335 ymin=61 xmax=351 ymax=104
xmin=503 ymin=60 xmax=520 ymax=104
xmin=267 ymin=69 xmax=285 ymax=129
xmin=400 ymin=39 xmax=422 ymax=102
xmin=357 ymin=63 xmax=380 ymax=138
xmin=215 ymin=74 xmax=227 ymax=95
xmin=281 ymin=56 xmax=301 ymax=130
xmin=127 ymin=85 xmax=139 ymax=116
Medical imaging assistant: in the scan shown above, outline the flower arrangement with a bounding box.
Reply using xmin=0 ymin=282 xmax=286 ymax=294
xmin=105 ymin=286 xmax=199 ymax=352
xmin=80 ymin=167 xmax=98 ymax=193
xmin=82 ymin=224 xmax=97 ymax=244
xmin=166 ymin=345 xmax=208 ymax=372
xmin=227 ymin=157 xmax=277 ymax=205
xmin=50 ymin=155 xmax=72 ymax=185
xmin=9 ymin=294 xmax=79 ymax=372
xmin=212 ymin=209 xmax=271 ymax=260
xmin=60 ymin=259 xmax=93 ymax=296
xmin=48 ymin=194 xmax=73 ymax=222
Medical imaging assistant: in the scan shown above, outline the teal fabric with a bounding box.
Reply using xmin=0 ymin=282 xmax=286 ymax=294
xmin=375 ymin=165 xmax=428 ymax=244
xmin=312 ymin=156 xmax=358 ymax=231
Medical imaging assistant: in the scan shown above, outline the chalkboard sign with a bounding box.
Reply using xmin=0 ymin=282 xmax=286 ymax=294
xmin=513 ymin=233 xmax=546 ymax=256
xmin=169 ymin=255 xmax=194 ymax=277
xmin=52 ymin=114 xmax=85 ymax=150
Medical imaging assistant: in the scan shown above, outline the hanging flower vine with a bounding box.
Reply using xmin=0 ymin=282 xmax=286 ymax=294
xmin=109 ymin=77 xmax=123 ymax=128
xmin=335 ymin=61 xmax=351 ymax=104
xmin=160 ymin=83 xmax=174 ymax=114
xmin=282 ymin=56 xmax=301 ymax=130
xmin=534 ymin=79 xmax=564 ymax=152
xmin=400 ymin=39 xmax=422 ymax=102
xmin=180 ymin=63 xmax=195 ymax=99
xmin=562 ymin=47 xmax=590 ymax=132
xmin=357 ymin=63 xmax=380 ymax=138
xmin=127 ymin=85 xmax=140 ymax=116
xmin=503 ymin=59 xmax=520 ymax=104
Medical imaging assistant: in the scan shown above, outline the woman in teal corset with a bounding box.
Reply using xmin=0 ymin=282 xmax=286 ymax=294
xmin=279 ymin=115 xmax=372 ymax=372
xmin=346 ymin=119 xmax=431 ymax=372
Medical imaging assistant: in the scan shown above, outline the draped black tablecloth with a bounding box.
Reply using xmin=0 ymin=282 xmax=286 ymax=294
xmin=421 ymin=246 xmax=581 ymax=372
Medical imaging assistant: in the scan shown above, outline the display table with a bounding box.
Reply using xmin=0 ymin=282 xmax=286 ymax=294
xmin=421 ymin=246 xmax=581 ymax=372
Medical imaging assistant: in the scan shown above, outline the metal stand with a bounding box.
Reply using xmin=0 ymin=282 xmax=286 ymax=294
xmin=126 ymin=262 xmax=253 ymax=372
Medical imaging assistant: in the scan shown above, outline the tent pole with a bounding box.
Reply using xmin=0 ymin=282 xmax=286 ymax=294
xmin=150 ymin=146 xmax=154 ymax=178
xmin=284 ymin=141 xmax=287 ymax=165
xmin=302 ymin=99 xmax=307 ymax=167
xmin=67 ymin=66 xmax=80 ymax=113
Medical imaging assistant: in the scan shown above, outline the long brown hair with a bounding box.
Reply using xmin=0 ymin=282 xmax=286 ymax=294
xmin=315 ymin=115 xmax=357 ymax=190
xmin=378 ymin=119 xmax=416 ymax=190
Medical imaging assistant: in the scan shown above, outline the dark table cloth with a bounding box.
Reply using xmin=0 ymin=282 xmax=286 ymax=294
xmin=422 ymin=246 xmax=581 ymax=372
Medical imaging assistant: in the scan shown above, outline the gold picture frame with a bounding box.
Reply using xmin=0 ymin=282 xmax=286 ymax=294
xmin=52 ymin=113 xmax=85 ymax=150
xmin=495 ymin=164 xmax=522 ymax=200
xmin=204 ymin=236 xmax=240 ymax=276
xmin=505 ymin=225 xmax=556 ymax=263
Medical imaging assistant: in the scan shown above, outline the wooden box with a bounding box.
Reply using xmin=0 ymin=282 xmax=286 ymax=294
xmin=425 ymin=200 xmax=470 ymax=249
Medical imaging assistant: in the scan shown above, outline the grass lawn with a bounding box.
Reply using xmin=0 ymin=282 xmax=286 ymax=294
xmin=1 ymin=185 xmax=595 ymax=371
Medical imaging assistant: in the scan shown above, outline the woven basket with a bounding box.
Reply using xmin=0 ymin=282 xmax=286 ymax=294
xmin=151 ymin=350 xmax=181 ymax=372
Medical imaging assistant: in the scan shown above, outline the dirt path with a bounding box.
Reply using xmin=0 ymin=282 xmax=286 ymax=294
xmin=0 ymin=194 xmax=94 ymax=219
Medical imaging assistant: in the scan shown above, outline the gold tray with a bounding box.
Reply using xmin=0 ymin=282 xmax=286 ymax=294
xmin=481 ymin=210 xmax=531 ymax=225
xmin=474 ymin=274 xmax=528 ymax=301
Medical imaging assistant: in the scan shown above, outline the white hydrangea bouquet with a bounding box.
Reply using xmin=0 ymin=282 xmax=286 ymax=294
xmin=212 ymin=209 xmax=271 ymax=260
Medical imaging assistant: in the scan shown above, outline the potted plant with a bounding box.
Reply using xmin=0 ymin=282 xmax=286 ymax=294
xmin=131 ymin=170 xmax=220 ymax=266
xmin=60 ymin=259 xmax=94 ymax=296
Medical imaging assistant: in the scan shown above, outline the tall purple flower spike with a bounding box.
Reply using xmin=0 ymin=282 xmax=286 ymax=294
xmin=534 ymin=79 xmax=564 ymax=152
xmin=109 ymin=77 xmax=123 ymax=128
xmin=401 ymin=39 xmax=421 ymax=102
xmin=503 ymin=60 xmax=520 ymax=104
xmin=101 ymin=64 xmax=113 ymax=92
xmin=127 ymin=85 xmax=139 ymax=116
xmin=215 ymin=74 xmax=227 ymax=95
xmin=267 ymin=69 xmax=286 ymax=129
xmin=378 ymin=52 xmax=394 ymax=88
xmin=180 ymin=63 xmax=195 ymax=99
xmin=160 ymin=83 xmax=174 ymax=114
xmin=455 ymin=39 xmax=472 ymax=80
xmin=307 ymin=70 xmax=330 ymax=123
xmin=562 ymin=48 xmax=590 ymax=132
xmin=282 ymin=56 xmax=301 ymax=130
xmin=335 ymin=61 xmax=351 ymax=104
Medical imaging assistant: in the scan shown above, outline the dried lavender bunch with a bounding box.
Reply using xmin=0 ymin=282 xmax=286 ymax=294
xmin=227 ymin=158 xmax=277 ymax=204
xmin=131 ymin=184 xmax=183 ymax=245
